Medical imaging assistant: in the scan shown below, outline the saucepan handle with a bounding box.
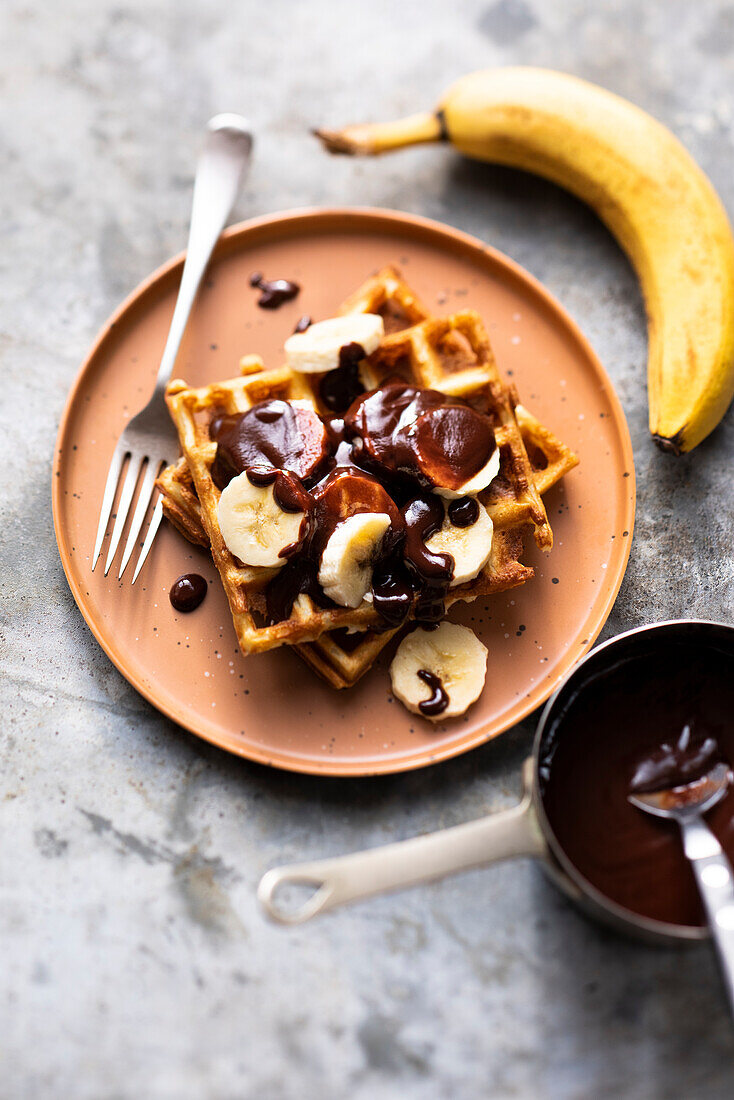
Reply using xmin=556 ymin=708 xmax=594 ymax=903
xmin=681 ymin=817 xmax=734 ymax=1016
xmin=258 ymin=761 xmax=545 ymax=924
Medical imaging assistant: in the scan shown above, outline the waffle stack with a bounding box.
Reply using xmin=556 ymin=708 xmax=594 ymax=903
xmin=158 ymin=267 xmax=578 ymax=687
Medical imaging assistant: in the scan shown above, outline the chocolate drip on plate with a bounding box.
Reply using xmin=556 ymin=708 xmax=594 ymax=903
xmin=250 ymin=273 xmax=300 ymax=309
xmin=169 ymin=573 xmax=207 ymax=612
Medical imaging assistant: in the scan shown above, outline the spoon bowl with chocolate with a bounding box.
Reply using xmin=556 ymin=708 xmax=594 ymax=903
xmin=259 ymin=620 xmax=734 ymax=963
xmin=628 ymin=757 xmax=734 ymax=1011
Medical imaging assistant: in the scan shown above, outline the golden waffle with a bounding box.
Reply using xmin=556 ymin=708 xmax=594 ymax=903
xmin=161 ymin=266 xmax=578 ymax=677
xmin=158 ymin=401 xmax=575 ymax=686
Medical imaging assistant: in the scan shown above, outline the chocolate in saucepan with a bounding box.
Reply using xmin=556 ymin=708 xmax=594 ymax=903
xmin=539 ymin=641 xmax=734 ymax=928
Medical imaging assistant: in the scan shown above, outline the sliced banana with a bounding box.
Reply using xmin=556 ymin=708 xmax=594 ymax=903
xmin=284 ymin=313 xmax=384 ymax=374
xmin=217 ymin=472 xmax=306 ymax=568
xmin=390 ymin=622 xmax=488 ymax=721
xmin=425 ymin=500 xmax=493 ymax=586
xmin=434 ymin=446 xmax=500 ymax=499
xmin=318 ymin=512 xmax=391 ymax=607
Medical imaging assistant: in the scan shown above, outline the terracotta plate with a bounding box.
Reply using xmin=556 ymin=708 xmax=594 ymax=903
xmin=53 ymin=208 xmax=635 ymax=776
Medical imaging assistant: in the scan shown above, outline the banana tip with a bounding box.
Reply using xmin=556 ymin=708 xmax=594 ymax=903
xmin=652 ymin=432 xmax=685 ymax=456
xmin=313 ymin=128 xmax=357 ymax=156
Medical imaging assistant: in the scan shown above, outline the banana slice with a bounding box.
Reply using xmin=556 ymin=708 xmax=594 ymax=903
xmin=434 ymin=446 xmax=500 ymax=499
xmin=424 ymin=500 xmax=493 ymax=586
xmin=217 ymin=472 xmax=307 ymax=568
xmin=318 ymin=512 xmax=391 ymax=607
xmin=284 ymin=314 xmax=384 ymax=374
xmin=390 ymin=622 xmax=488 ymax=721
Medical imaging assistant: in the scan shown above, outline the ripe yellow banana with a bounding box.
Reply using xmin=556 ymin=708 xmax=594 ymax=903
xmin=316 ymin=67 xmax=734 ymax=454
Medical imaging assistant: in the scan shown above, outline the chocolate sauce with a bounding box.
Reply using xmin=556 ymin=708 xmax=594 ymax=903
xmin=309 ymin=466 xmax=402 ymax=562
xmin=371 ymin=555 xmax=413 ymax=628
xmin=319 ymin=342 xmax=366 ymax=414
xmin=210 ymin=377 xmax=495 ymax=627
xmin=263 ymin=464 xmax=401 ymax=624
xmin=539 ymin=641 xmax=734 ymax=927
xmin=250 ymin=273 xmax=300 ymax=309
xmin=402 ymin=495 xmax=453 ymax=583
xmin=414 ymin=590 xmax=447 ymax=624
xmin=448 ymin=497 xmax=480 ymax=528
xmin=629 ymin=724 xmax=721 ymax=794
xmin=293 ymin=314 xmax=312 ymax=334
xmin=210 ymin=400 xmax=327 ymax=489
xmin=330 ymin=627 xmax=369 ymax=653
xmin=417 ymin=668 xmax=449 ymax=717
xmin=246 ymin=466 xmax=312 ymax=516
xmin=325 ymin=416 xmax=347 ymax=450
xmin=345 ymin=380 xmax=495 ymax=492
xmin=169 ymin=573 xmax=207 ymax=612
xmin=265 ymin=557 xmax=332 ymax=625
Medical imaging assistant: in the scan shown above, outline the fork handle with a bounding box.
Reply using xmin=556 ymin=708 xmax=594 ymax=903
xmin=681 ymin=816 xmax=734 ymax=1017
xmin=154 ymin=114 xmax=252 ymax=394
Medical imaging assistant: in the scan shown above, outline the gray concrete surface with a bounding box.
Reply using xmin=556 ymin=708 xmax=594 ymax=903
xmin=2 ymin=1 xmax=734 ymax=1096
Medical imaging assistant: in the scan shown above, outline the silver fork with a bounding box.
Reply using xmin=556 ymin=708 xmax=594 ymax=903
xmin=92 ymin=113 xmax=253 ymax=582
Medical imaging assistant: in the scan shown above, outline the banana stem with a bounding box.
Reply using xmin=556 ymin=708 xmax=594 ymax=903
xmin=314 ymin=111 xmax=444 ymax=156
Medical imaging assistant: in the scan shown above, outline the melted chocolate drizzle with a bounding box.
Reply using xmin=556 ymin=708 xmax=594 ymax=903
xmin=402 ymin=495 xmax=453 ymax=583
xmin=448 ymin=496 xmax=480 ymax=528
xmin=210 ymin=400 xmax=327 ymax=490
xmin=371 ymin=554 xmax=413 ymax=628
xmin=169 ymin=573 xmax=207 ymax=612
xmin=246 ymin=466 xmax=311 ymax=516
xmin=265 ymin=557 xmax=332 ymax=624
xmin=417 ymin=669 xmax=449 ymax=716
xmin=414 ymin=590 xmax=447 ymax=624
xmin=208 ymin=374 xmax=496 ymax=626
xmin=345 ymin=379 xmax=495 ymax=492
xmin=319 ymin=342 xmax=366 ymax=414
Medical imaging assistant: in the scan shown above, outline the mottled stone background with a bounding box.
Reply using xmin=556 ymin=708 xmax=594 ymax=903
xmin=2 ymin=1 xmax=734 ymax=1097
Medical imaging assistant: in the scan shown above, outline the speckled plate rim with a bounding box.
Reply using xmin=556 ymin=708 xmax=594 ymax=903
xmin=52 ymin=206 xmax=636 ymax=776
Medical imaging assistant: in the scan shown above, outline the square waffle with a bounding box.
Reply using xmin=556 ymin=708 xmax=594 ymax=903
xmin=158 ymin=400 xmax=575 ymax=687
xmin=161 ymin=266 xmax=578 ymax=682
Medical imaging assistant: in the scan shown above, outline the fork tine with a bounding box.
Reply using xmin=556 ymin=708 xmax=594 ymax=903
xmin=118 ymin=461 xmax=164 ymax=580
xmin=104 ymin=453 xmax=144 ymax=575
xmin=92 ymin=443 xmax=126 ymax=571
xmin=131 ymin=496 xmax=164 ymax=585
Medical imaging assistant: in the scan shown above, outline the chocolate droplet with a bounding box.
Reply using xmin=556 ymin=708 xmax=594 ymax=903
xmin=170 ymin=574 xmax=207 ymax=612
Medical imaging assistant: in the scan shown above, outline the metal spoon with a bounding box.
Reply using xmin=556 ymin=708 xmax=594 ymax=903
xmin=629 ymin=760 xmax=734 ymax=1014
